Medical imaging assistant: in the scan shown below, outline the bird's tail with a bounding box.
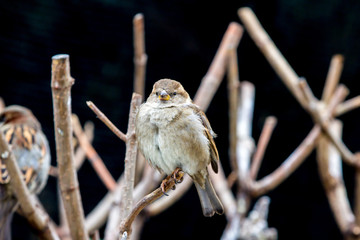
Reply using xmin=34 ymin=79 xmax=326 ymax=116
xmin=0 ymin=186 xmax=17 ymax=240
xmin=194 ymin=176 xmax=224 ymax=217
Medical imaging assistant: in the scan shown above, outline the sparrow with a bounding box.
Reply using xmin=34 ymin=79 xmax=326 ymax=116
xmin=0 ymin=105 xmax=51 ymax=240
xmin=135 ymin=79 xmax=224 ymax=217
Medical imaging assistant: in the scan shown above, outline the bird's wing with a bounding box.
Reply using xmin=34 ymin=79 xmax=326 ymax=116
xmin=186 ymin=104 xmax=219 ymax=173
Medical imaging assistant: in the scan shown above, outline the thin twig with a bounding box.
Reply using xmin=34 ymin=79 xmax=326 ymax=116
xmin=250 ymin=116 xmax=277 ymax=180
xmin=74 ymin=120 xmax=95 ymax=170
xmin=72 ymin=114 xmax=117 ymax=191
xmin=119 ymin=171 xmax=185 ymax=235
xmin=0 ymin=131 xmax=60 ymax=240
xmin=51 ymin=54 xmax=88 ymax=240
xmin=322 ymin=54 xmax=344 ymax=104
xmin=133 ymin=13 xmax=147 ymax=98
xmin=87 ymin=101 xmax=127 ymax=142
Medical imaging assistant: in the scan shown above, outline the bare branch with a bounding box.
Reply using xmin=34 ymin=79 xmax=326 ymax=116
xmin=105 ymin=93 xmax=141 ymax=240
xmin=335 ymin=96 xmax=360 ymax=117
xmin=72 ymin=114 xmax=117 ymax=191
xmin=87 ymin=101 xmax=127 ymax=142
xmin=227 ymin=47 xmax=241 ymax=173
xmin=322 ymin=54 xmax=344 ymax=104
xmin=250 ymin=125 xmax=321 ymax=197
xmin=250 ymin=116 xmax=277 ymax=180
xmin=133 ymin=13 xmax=147 ymax=98
xmin=236 ymin=81 xmax=255 ymax=186
xmin=51 ymin=54 xmax=88 ymax=240
xmin=237 ymin=7 xmax=307 ymax=108
xmin=194 ymin=22 xmax=243 ymax=111
xmin=74 ymin=120 xmax=95 ymax=170
xmin=119 ymin=171 xmax=185 ymax=236
xmin=0 ymin=131 xmax=59 ymax=240
xmin=317 ymin=120 xmax=360 ymax=237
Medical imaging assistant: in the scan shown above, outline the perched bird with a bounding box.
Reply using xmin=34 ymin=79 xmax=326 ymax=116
xmin=135 ymin=79 xmax=224 ymax=217
xmin=0 ymin=105 xmax=51 ymax=240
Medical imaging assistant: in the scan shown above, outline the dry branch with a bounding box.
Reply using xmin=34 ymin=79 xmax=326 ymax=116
xmin=0 ymin=131 xmax=59 ymax=240
xmin=72 ymin=114 xmax=117 ymax=191
xmin=87 ymin=101 xmax=127 ymax=142
xmin=250 ymin=116 xmax=277 ymax=180
xmin=227 ymin=47 xmax=241 ymax=174
xmin=104 ymin=93 xmax=141 ymax=240
xmin=133 ymin=13 xmax=147 ymax=98
xmin=317 ymin=120 xmax=360 ymax=237
xmin=236 ymin=81 xmax=255 ymax=188
xmin=322 ymin=54 xmax=344 ymax=104
xmin=194 ymin=22 xmax=243 ymax=111
xmin=250 ymin=125 xmax=321 ymax=197
xmin=51 ymin=54 xmax=88 ymax=240
xmin=237 ymin=7 xmax=307 ymax=108
xmin=119 ymin=171 xmax=185 ymax=236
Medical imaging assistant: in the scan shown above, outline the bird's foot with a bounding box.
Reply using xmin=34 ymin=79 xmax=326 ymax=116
xmin=160 ymin=168 xmax=184 ymax=196
xmin=172 ymin=167 xmax=184 ymax=184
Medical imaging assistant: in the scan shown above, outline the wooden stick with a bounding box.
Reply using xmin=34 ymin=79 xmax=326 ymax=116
xmin=133 ymin=13 xmax=147 ymax=98
xmin=104 ymin=93 xmax=141 ymax=240
xmin=49 ymin=120 xmax=94 ymax=178
xmin=322 ymin=54 xmax=344 ymax=104
xmin=238 ymin=7 xmax=307 ymax=108
xmin=250 ymin=116 xmax=277 ymax=180
xmin=87 ymin=101 xmax=127 ymax=142
xmin=250 ymin=125 xmax=321 ymax=196
xmin=51 ymin=54 xmax=88 ymax=240
xmin=119 ymin=171 xmax=185 ymax=236
xmin=0 ymin=131 xmax=59 ymax=240
xmin=227 ymin=47 xmax=241 ymax=174
xmin=72 ymin=114 xmax=117 ymax=191
xmin=335 ymin=96 xmax=360 ymax=117
xmin=194 ymin=22 xmax=243 ymax=111
xmin=236 ymin=81 xmax=255 ymax=187
xmin=317 ymin=120 xmax=360 ymax=237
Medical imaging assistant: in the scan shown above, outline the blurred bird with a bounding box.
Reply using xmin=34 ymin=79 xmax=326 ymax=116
xmin=0 ymin=105 xmax=50 ymax=240
xmin=135 ymin=79 xmax=224 ymax=217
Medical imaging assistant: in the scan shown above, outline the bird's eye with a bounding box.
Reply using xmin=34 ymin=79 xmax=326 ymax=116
xmin=155 ymin=92 xmax=159 ymax=96
xmin=172 ymin=92 xmax=177 ymax=96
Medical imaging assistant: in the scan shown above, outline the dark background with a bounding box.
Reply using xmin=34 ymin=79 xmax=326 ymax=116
xmin=1 ymin=0 xmax=360 ymax=239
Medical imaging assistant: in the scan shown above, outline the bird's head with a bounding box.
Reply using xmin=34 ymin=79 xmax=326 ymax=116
xmin=0 ymin=105 xmax=39 ymax=129
xmin=147 ymin=79 xmax=191 ymax=105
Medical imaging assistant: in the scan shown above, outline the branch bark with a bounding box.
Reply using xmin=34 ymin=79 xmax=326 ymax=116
xmin=104 ymin=93 xmax=141 ymax=240
xmin=317 ymin=120 xmax=360 ymax=237
xmin=51 ymin=54 xmax=88 ymax=240
xmin=133 ymin=13 xmax=147 ymax=98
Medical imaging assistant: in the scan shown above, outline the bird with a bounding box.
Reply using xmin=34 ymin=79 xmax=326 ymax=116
xmin=135 ymin=79 xmax=224 ymax=217
xmin=0 ymin=105 xmax=51 ymax=240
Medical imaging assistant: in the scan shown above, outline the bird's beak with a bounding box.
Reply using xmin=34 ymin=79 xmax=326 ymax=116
xmin=159 ymin=90 xmax=170 ymax=101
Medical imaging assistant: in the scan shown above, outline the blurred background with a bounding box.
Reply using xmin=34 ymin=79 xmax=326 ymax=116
xmin=1 ymin=0 xmax=360 ymax=239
